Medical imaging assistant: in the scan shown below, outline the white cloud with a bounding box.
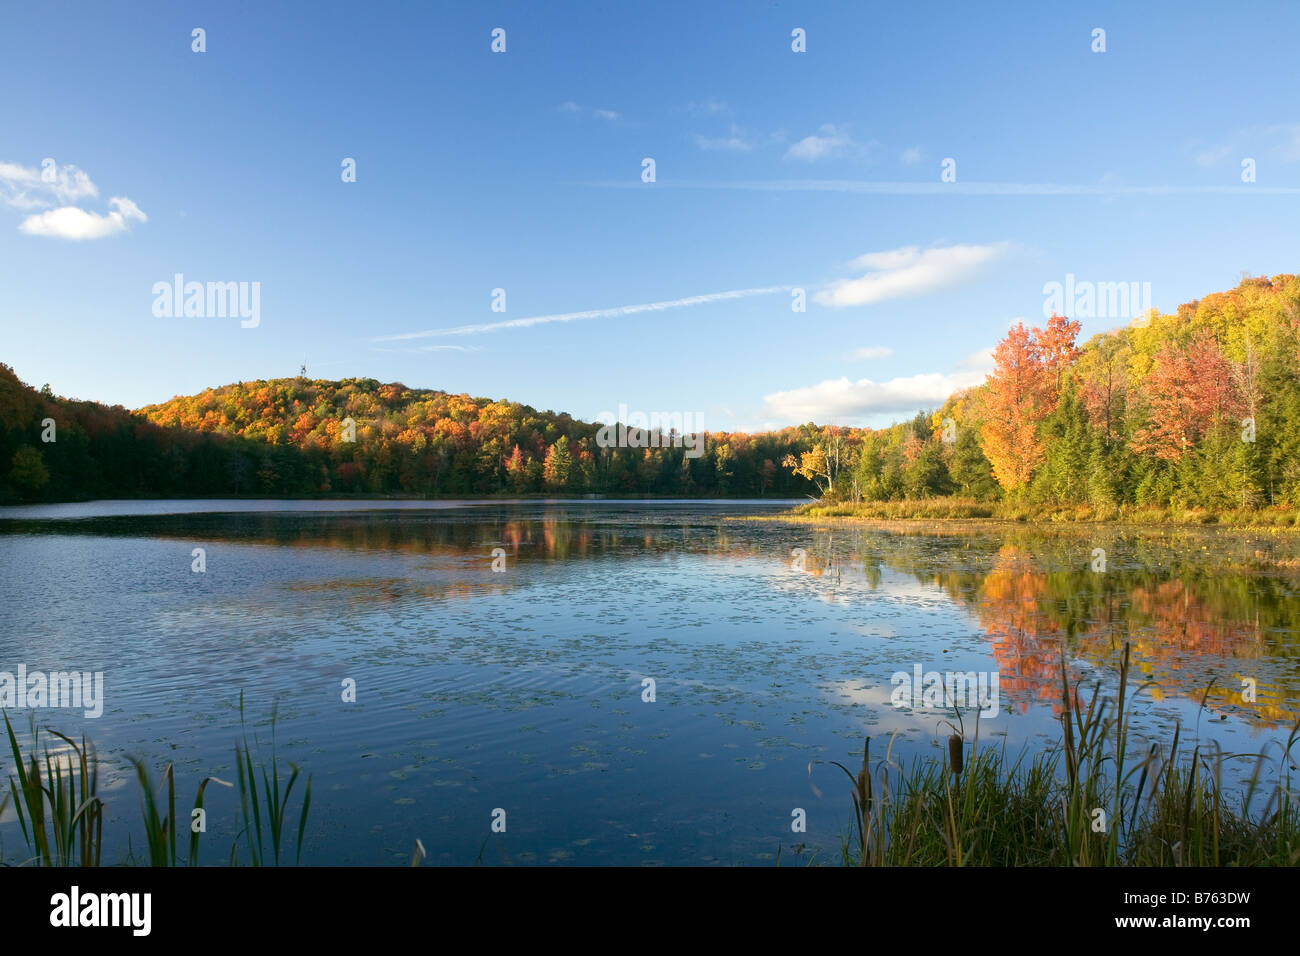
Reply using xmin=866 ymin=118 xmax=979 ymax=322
xmin=847 ymin=346 xmax=894 ymax=360
xmin=3 ymin=160 xmax=144 ymax=239
xmin=956 ymin=346 xmax=996 ymax=371
xmin=19 ymin=196 xmax=146 ymax=240
xmin=593 ymin=109 xmax=619 ymax=121
xmin=900 ymin=146 xmax=923 ymax=165
xmin=695 ymin=124 xmax=753 ymax=151
xmin=785 ymin=123 xmax=855 ymax=161
xmin=763 ymin=369 xmax=986 ymax=425
xmin=558 ymin=101 xmax=581 ymax=112
xmin=0 ymin=160 xmax=99 ymax=210
xmin=814 ymin=242 xmax=1013 ymax=308
xmin=372 ymin=285 xmax=793 ymax=340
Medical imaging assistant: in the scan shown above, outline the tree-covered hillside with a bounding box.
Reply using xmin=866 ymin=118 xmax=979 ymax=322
xmin=812 ymin=272 xmax=1300 ymax=511
xmin=0 ymin=368 xmax=813 ymax=500
xmin=3 ymin=272 xmax=1298 ymax=509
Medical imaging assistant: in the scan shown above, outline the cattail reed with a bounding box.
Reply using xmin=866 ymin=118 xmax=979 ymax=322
xmin=948 ymin=733 xmax=964 ymax=776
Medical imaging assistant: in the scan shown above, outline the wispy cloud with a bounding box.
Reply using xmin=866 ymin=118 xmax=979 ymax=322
xmin=846 ymin=346 xmax=894 ymax=360
xmin=1194 ymin=124 xmax=1300 ymax=166
xmin=581 ymin=178 xmax=1300 ymax=195
xmin=686 ymin=98 xmax=729 ymax=116
xmin=1194 ymin=143 xmax=1236 ymax=167
xmin=371 ymin=344 xmax=483 ymax=354
xmin=695 ymin=124 xmax=753 ymax=152
xmin=0 ymin=160 xmax=98 ymax=209
xmin=815 ymin=242 xmax=1013 ymax=308
xmin=559 ymin=102 xmax=620 ymax=121
xmin=2 ymin=160 xmax=145 ymax=239
xmin=372 ymin=286 xmax=793 ymax=341
xmin=785 ymin=123 xmax=856 ymax=161
xmin=900 ymin=146 xmax=924 ymax=165
xmin=763 ymin=369 xmax=986 ymax=425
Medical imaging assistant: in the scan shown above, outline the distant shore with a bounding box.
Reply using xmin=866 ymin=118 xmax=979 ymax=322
xmin=749 ymin=498 xmax=1300 ymax=531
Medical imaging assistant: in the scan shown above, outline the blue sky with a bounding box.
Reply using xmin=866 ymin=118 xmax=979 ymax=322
xmin=2 ymin=0 xmax=1298 ymax=430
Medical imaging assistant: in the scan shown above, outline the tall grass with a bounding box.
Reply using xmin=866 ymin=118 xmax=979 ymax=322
xmin=820 ymin=642 xmax=1300 ymax=866
xmin=1 ymin=695 xmax=310 ymax=867
xmin=234 ymin=692 xmax=312 ymax=866
xmin=129 ymin=759 xmax=231 ymax=866
xmin=790 ymin=498 xmax=1300 ymax=528
xmin=3 ymin=712 xmax=103 ymax=866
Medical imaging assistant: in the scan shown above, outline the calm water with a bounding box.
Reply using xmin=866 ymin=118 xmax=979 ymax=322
xmin=1 ymin=499 xmax=1298 ymax=865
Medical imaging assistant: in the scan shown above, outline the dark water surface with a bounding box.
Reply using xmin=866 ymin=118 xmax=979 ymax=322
xmin=1 ymin=500 xmax=1297 ymax=865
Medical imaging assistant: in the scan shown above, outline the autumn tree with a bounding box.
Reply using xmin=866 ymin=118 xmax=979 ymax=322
xmin=542 ymin=436 xmax=572 ymax=489
xmin=783 ymin=446 xmax=830 ymax=497
xmin=980 ymin=322 xmax=1060 ymax=493
xmin=1129 ymin=330 xmax=1239 ymax=462
xmin=8 ymin=445 xmax=49 ymax=497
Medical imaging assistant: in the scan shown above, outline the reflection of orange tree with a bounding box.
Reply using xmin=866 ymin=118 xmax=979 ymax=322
xmin=957 ymin=546 xmax=1298 ymax=726
xmin=974 ymin=548 xmax=1072 ymax=715
xmin=1125 ymin=580 xmax=1295 ymax=724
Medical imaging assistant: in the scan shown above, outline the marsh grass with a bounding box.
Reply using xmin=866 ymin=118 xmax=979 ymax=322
xmin=783 ymin=498 xmax=1300 ymax=529
xmin=819 ymin=642 xmax=1300 ymax=866
xmin=2 ymin=694 xmax=310 ymax=867
xmin=128 ymin=759 xmax=231 ymax=866
xmin=234 ymin=692 xmax=312 ymax=866
xmin=3 ymin=711 xmax=103 ymax=866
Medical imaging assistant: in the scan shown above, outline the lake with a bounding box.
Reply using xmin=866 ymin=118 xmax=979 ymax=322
xmin=1 ymin=499 xmax=1297 ymax=865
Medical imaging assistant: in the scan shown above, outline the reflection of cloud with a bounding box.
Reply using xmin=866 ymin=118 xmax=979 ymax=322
xmin=823 ymin=679 xmax=1006 ymax=737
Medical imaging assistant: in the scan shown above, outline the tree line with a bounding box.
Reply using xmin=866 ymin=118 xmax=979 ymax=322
xmin=3 ymin=272 xmax=1298 ymax=508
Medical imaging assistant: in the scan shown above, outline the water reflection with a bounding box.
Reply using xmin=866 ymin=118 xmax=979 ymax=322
xmin=1 ymin=503 xmax=1296 ymax=864
xmin=7 ymin=508 xmax=1297 ymax=728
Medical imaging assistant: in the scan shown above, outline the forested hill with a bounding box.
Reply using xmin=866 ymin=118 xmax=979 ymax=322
xmin=2 ymin=271 xmax=1299 ymax=508
xmin=0 ymin=367 xmax=814 ymax=500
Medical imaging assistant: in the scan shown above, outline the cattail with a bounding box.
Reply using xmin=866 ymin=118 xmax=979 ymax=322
xmin=948 ymin=733 xmax=964 ymax=776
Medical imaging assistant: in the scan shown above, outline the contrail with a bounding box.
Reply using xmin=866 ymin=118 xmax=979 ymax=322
xmin=371 ymin=285 xmax=794 ymax=341
xmin=369 ymin=344 xmax=482 ymax=353
xmin=578 ymin=179 xmax=1300 ymax=196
